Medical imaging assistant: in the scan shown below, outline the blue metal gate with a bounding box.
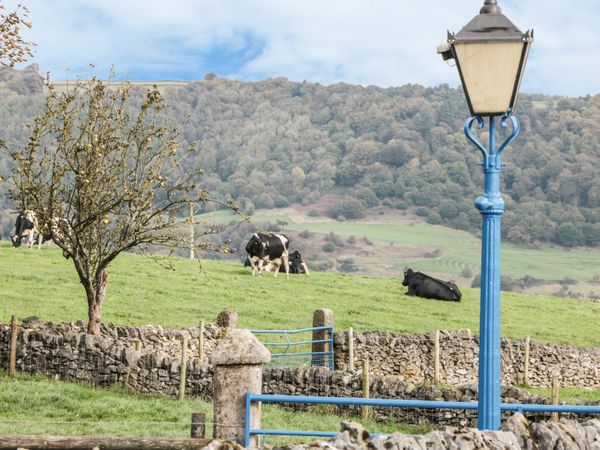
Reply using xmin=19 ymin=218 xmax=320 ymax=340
xmin=250 ymin=326 xmax=334 ymax=370
xmin=244 ymin=392 xmax=600 ymax=447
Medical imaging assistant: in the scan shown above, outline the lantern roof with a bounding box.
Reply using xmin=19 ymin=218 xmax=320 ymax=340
xmin=449 ymin=1 xmax=532 ymax=43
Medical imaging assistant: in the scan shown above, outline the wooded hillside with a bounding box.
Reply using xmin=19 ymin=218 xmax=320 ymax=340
xmin=1 ymin=66 xmax=600 ymax=248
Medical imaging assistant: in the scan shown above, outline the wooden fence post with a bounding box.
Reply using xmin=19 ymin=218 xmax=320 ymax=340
xmin=551 ymin=376 xmax=559 ymax=422
xmin=198 ymin=320 xmax=205 ymax=361
xmin=361 ymin=359 xmax=370 ymax=420
xmin=523 ymin=335 xmax=530 ymax=385
xmin=179 ymin=334 xmax=188 ymax=400
xmin=9 ymin=315 xmax=18 ymax=377
xmin=433 ymin=330 xmax=440 ymax=386
xmin=348 ymin=327 xmax=354 ymax=372
xmin=189 ymin=203 xmax=195 ymax=260
xmin=191 ymin=412 xmax=206 ymax=438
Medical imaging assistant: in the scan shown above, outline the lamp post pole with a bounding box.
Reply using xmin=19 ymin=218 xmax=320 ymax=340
xmin=439 ymin=0 xmax=532 ymax=429
xmin=465 ymin=113 xmax=520 ymax=429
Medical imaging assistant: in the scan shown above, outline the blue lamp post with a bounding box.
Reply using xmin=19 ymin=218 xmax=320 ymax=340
xmin=438 ymin=0 xmax=533 ymax=430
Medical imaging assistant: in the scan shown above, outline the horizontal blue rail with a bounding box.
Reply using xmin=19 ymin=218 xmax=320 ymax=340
xmin=259 ymin=339 xmax=331 ymax=347
xmin=251 ymin=326 xmax=333 ymax=334
xmin=271 ymin=351 xmax=331 ymax=358
xmin=250 ymin=393 xmax=477 ymax=409
xmin=252 ymin=429 xmax=387 ymax=438
xmin=244 ymin=393 xmax=600 ymax=447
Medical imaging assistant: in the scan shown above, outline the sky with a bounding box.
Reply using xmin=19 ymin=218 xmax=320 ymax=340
xmin=5 ymin=0 xmax=600 ymax=97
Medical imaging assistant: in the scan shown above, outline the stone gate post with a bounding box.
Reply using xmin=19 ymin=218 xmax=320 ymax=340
xmin=211 ymin=329 xmax=270 ymax=446
xmin=312 ymin=308 xmax=334 ymax=367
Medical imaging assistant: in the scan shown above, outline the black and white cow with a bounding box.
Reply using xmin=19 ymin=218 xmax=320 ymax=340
xmin=11 ymin=210 xmax=42 ymax=249
xmin=402 ymin=268 xmax=462 ymax=302
xmin=245 ymin=250 xmax=310 ymax=275
xmin=245 ymin=232 xmax=290 ymax=278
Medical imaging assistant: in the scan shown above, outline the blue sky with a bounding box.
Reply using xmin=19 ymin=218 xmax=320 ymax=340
xmin=6 ymin=0 xmax=600 ymax=97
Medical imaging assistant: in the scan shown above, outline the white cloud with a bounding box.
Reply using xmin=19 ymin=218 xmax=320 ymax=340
xmin=4 ymin=0 xmax=600 ymax=96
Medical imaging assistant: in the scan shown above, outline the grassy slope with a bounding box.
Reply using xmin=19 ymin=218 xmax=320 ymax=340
xmin=1 ymin=242 xmax=599 ymax=348
xmin=0 ymin=372 xmax=425 ymax=440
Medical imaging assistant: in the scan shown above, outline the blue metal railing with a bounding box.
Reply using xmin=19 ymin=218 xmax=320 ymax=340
xmin=250 ymin=326 xmax=334 ymax=370
xmin=244 ymin=392 xmax=600 ymax=447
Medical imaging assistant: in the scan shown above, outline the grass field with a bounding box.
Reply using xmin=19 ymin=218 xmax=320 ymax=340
xmin=1 ymin=242 xmax=600 ymax=348
xmin=0 ymin=372 xmax=426 ymax=441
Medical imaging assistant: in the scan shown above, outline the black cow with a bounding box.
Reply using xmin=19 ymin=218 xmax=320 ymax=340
xmin=245 ymin=232 xmax=290 ymax=278
xmin=286 ymin=250 xmax=310 ymax=275
xmin=11 ymin=210 xmax=42 ymax=249
xmin=402 ymin=268 xmax=461 ymax=302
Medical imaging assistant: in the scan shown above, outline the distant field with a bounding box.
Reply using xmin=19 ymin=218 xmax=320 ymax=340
xmin=203 ymin=209 xmax=600 ymax=283
xmin=1 ymin=242 xmax=599 ymax=348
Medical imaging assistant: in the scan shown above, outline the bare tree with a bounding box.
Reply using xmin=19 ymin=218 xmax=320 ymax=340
xmin=8 ymin=78 xmax=229 ymax=334
xmin=0 ymin=2 xmax=35 ymax=66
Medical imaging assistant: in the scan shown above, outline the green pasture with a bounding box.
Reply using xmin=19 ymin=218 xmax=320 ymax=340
xmin=1 ymin=242 xmax=599 ymax=348
xmin=204 ymin=209 xmax=600 ymax=282
xmin=0 ymin=372 xmax=425 ymax=440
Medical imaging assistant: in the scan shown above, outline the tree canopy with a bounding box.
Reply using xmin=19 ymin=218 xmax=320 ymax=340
xmin=2 ymin=68 xmax=600 ymax=249
xmin=7 ymin=78 xmax=217 ymax=334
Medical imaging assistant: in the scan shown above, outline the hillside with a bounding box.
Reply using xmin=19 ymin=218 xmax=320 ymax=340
xmin=1 ymin=66 xmax=600 ymax=249
xmin=1 ymin=243 xmax=599 ymax=348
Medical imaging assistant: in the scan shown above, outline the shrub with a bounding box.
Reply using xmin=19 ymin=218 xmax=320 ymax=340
xmin=325 ymin=232 xmax=345 ymax=247
xmin=426 ymin=211 xmax=442 ymax=225
xmin=415 ymin=206 xmax=429 ymax=217
xmin=307 ymin=209 xmax=319 ymax=217
xmin=274 ymin=197 xmax=290 ymax=208
xmin=255 ymin=193 xmax=274 ymax=209
xmin=329 ymin=197 xmax=365 ymax=220
xmin=339 ymin=258 xmax=358 ymax=273
xmin=322 ymin=242 xmax=335 ymax=253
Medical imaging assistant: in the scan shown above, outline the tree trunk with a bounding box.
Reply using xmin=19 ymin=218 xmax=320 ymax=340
xmin=86 ymin=270 xmax=108 ymax=335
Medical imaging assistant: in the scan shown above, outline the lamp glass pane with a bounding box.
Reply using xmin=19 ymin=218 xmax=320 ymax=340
xmin=454 ymin=41 xmax=524 ymax=114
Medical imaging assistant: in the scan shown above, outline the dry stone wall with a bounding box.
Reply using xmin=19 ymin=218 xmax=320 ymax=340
xmin=0 ymin=318 xmax=220 ymax=399
xmin=1 ymin=319 xmax=599 ymax=428
xmin=4 ymin=319 xmax=599 ymax=430
xmin=333 ymin=329 xmax=600 ymax=388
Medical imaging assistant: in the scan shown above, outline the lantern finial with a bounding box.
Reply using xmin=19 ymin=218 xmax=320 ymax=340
xmin=480 ymin=0 xmax=502 ymax=15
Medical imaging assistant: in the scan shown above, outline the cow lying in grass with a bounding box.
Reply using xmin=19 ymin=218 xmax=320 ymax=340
xmin=402 ymin=268 xmax=461 ymax=302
